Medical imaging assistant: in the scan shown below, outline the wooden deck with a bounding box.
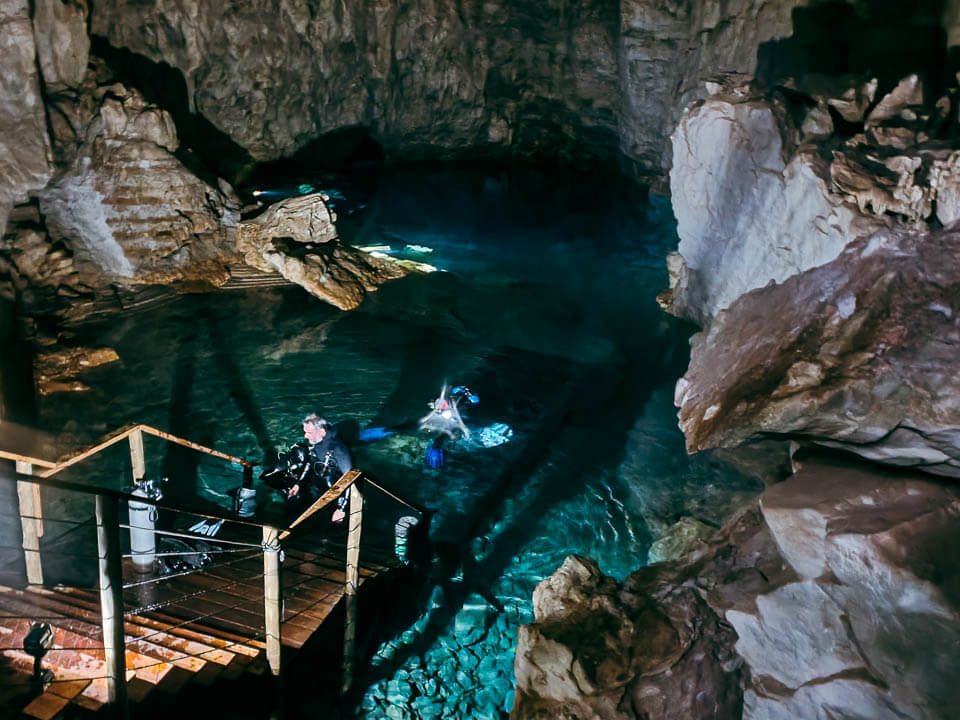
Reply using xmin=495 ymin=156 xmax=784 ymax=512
xmin=0 ymin=424 xmax=419 ymax=719
xmin=0 ymin=522 xmax=403 ymax=719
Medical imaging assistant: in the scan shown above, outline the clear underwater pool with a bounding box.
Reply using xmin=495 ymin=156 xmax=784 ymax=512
xmin=36 ymin=169 xmax=756 ymax=718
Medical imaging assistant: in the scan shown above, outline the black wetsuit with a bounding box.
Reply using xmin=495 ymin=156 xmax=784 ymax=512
xmin=306 ymin=430 xmax=353 ymax=512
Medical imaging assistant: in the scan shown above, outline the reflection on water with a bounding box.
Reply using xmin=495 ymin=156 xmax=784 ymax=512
xmin=37 ymin=170 xmax=746 ymax=717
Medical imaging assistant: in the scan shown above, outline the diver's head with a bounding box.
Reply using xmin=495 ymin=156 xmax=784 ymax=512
xmin=303 ymin=413 xmax=332 ymax=444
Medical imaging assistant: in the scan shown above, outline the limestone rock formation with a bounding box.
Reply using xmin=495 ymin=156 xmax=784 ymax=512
xmin=513 ymin=458 xmax=960 ymax=720
xmin=664 ymin=88 xmax=884 ymax=324
xmin=735 ymin=459 xmax=960 ymax=720
xmin=236 ymin=194 xmax=408 ymax=310
xmin=38 ymin=82 xmax=238 ymax=287
xmin=0 ymin=0 xmax=53 ymax=239
xmin=665 ymin=75 xmax=960 ymax=476
xmin=31 ymin=0 xmax=90 ymax=90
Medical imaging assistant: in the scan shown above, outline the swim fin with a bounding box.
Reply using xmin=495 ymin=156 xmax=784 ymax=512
xmin=358 ymin=426 xmax=395 ymax=442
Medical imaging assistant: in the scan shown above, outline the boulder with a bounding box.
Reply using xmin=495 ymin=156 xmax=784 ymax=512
xmin=515 ymin=459 xmax=960 ymax=720
xmin=235 ymin=194 xmax=407 ymax=310
xmin=513 ymin=555 xmax=743 ymax=720
xmin=675 ymin=227 xmax=960 ymax=478
xmin=730 ymin=459 xmax=960 ymax=720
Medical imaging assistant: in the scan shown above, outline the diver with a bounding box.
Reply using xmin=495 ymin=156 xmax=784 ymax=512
xmin=261 ymin=413 xmax=353 ymax=522
xmin=419 ymin=385 xmax=478 ymax=440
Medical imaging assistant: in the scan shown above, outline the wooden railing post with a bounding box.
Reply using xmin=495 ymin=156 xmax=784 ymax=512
xmin=342 ymin=480 xmax=363 ymax=695
xmin=128 ymin=428 xmax=145 ymax=483
xmin=15 ymin=462 xmax=43 ymax=585
xmin=262 ymin=526 xmax=282 ymax=676
xmin=95 ymin=494 xmax=128 ymax=715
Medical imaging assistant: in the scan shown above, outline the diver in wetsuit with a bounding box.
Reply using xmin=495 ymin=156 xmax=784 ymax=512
xmin=284 ymin=414 xmax=353 ymax=522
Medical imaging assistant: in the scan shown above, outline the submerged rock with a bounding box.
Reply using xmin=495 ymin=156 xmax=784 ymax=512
xmin=513 ymin=555 xmax=743 ymax=719
xmin=35 ymin=346 xmax=119 ymax=396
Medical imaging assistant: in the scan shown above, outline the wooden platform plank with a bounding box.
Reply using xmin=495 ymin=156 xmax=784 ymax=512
xmin=22 ymin=690 xmax=70 ymax=720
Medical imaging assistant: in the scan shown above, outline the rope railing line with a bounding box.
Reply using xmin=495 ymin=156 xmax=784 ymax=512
xmin=121 ymin=550 xmax=262 ymax=590
xmin=117 ymin=524 xmax=262 ymax=549
xmin=365 ymin=477 xmax=423 ymax=513
xmin=122 ymin=591 xmax=272 ymax=648
xmin=121 ymin=547 xmax=257 ymax=560
xmin=0 ymin=510 xmax=93 ymax=526
xmin=1 ymin=423 xmax=254 ymax=478
xmin=124 ymin=565 xmax=266 ymax=616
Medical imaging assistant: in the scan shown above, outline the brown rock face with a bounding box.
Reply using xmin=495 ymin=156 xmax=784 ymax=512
xmin=676 ymin=227 xmax=960 ymax=477
xmin=513 ymin=556 xmax=744 ymax=720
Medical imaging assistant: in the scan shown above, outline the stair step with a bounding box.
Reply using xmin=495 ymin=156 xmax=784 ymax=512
xmin=25 ymin=587 xmax=219 ymax=679
xmin=49 ymin=587 xmax=261 ymax=673
xmin=0 ymin=587 xmax=189 ymax=691
xmin=21 ymin=689 xmax=70 ymax=720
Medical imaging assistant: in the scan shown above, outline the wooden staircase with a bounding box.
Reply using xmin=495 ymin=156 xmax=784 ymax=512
xmin=0 ymin=584 xmax=270 ymax=719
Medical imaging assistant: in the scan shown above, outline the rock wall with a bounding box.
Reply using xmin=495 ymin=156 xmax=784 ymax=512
xmin=663 ymin=73 xmax=960 ymax=475
xmin=88 ymin=0 xmax=813 ymax=173
xmin=512 ymin=456 xmax=960 ymax=720
xmin=0 ymin=0 xmax=52 ymax=238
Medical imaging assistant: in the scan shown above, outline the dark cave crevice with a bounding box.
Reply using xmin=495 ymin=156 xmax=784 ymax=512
xmin=756 ymin=1 xmax=950 ymax=107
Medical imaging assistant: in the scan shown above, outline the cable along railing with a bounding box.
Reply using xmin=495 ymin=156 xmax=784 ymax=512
xmin=0 ymin=423 xmax=421 ymax=715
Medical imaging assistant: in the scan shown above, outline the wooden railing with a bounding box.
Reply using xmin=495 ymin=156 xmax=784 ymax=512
xmin=1 ymin=423 xmax=374 ymax=711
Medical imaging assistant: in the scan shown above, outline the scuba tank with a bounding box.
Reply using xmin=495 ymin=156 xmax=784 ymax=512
xmin=395 ymin=516 xmax=420 ymax=564
xmin=128 ymin=477 xmax=164 ymax=573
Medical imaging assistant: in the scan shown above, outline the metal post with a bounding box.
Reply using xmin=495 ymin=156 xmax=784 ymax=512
xmin=15 ymin=462 xmax=43 ymax=585
xmin=128 ymin=428 xmax=145 ymax=482
xmin=262 ymin=526 xmax=282 ymax=676
xmin=342 ymin=481 xmax=363 ymax=695
xmin=95 ymin=495 xmax=128 ymax=715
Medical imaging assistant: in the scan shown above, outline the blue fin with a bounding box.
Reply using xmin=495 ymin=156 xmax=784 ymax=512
xmin=358 ymin=426 xmax=395 ymax=441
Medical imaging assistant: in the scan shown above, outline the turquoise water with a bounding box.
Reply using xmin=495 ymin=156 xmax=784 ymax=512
xmin=36 ymin=170 xmax=748 ymax=717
